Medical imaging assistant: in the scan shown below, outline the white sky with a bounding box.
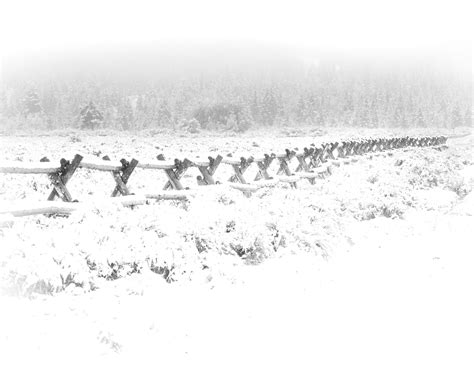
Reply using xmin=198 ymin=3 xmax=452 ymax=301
xmin=0 ymin=0 xmax=472 ymax=54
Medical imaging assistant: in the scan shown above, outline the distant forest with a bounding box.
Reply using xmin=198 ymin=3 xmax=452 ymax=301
xmin=1 ymin=43 xmax=472 ymax=132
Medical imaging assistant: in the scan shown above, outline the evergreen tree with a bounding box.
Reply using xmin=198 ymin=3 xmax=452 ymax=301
xmin=306 ymin=94 xmax=318 ymax=122
xmin=236 ymin=105 xmax=253 ymax=132
xmin=261 ymin=90 xmax=278 ymax=125
xmin=357 ymin=99 xmax=370 ymax=128
xmin=393 ymin=96 xmax=406 ymax=128
xmin=119 ymin=99 xmax=134 ymax=130
xmin=225 ymin=111 xmax=238 ymax=131
xmin=316 ymin=95 xmax=326 ymax=126
xmin=157 ymin=99 xmax=172 ymax=127
xmin=416 ymin=108 xmax=426 ymax=128
xmin=296 ymin=95 xmax=307 ymax=124
xmin=24 ymin=90 xmax=42 ymax=115
xmin=42 ymin=85 xmax=59 ymax=115
xmin=464 ymin=106 xmax=472 ymax=127
xmin=250 ymin=91 xmax=260 ymax=124
xmin=80 ymin=101 xmax=104 ymax=129
xmin=369 ymin=99 xmax=379 ymax=128
xmin=405 ymin=93 xmax=415 ymax=124
xmin=437 ymin=100 xmax=448 ymax=128
xmin=451 ymin=104 xmax=463 ymax=128
xmin=343 ymin=91 xmax=354 ymax=114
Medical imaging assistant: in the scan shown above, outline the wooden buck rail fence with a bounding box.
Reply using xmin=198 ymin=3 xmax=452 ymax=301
xmin=0 ymin=135 xmax=447 ymax=223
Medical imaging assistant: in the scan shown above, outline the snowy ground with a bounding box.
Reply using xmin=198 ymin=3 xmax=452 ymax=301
xmin=0 ymin=128 xmax=473 ymax=367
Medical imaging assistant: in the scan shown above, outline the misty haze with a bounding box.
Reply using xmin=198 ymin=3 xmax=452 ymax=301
xmin=1 ymin=43 xmax=471 ymax=132
xmin=0 ymin=3 xmax=473 ymax=367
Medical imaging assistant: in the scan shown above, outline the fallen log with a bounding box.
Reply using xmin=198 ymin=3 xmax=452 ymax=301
xmin=250 ymin=178 xmax=281 ymax=188
xmin=0 ymin=195 xmax=148 ymax=218
xmin=228 ymin=182 xmax=259 ymax=193
xmin=278 ymin=174 xmax=300 ymax=183
xmin=145 ymin=191 xmax=189 ymax=200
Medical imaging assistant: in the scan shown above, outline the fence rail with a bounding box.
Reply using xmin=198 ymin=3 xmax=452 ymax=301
xmin=0 ymin=135 xmax=448 ymax=222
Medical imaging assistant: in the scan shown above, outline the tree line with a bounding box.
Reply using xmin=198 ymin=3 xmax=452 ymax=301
xmin=0 ymin=56 xmax=471 ymax=131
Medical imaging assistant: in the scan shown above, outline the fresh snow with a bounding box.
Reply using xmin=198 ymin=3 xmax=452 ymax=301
xmin=0 ymin=129 xmax=472 ymax=367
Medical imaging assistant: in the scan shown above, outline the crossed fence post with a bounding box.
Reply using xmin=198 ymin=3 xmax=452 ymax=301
xmin=101 ymin=156 xmax=139 ymax=197
xmin=194 ymin=155 xmax=223 ymax=185
xmin=46 ymin=154 xmax=83 ymax=201
xmin=254 ymin=154 xmax=275 ymax=181
xmin=225 ymin=156 xmax=254 ymax=184
xmin=276 ymin=149 xmax=297 ymax=188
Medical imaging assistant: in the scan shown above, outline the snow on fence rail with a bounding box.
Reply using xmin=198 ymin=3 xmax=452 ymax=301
xmin=0 ymin=135 xmax=447 ymax=221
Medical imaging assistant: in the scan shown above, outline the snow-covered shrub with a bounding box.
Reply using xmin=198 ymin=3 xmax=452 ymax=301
xmin=367 ymin=174 xmax=379 ymax=184
xmin=1 ymin=186 xmax=344 ymax=297
xmin=187 ymin=118 xmax=201 ymax=133
xmin=178 ymin=118 xmax=201 ymax=134
xmin=69 ymin=135 xmax=81 ymax=143
xmin=445 ymin=177 xmax=471 ymax=198
xmin=193 ymin=103 xmax=243 ymax=130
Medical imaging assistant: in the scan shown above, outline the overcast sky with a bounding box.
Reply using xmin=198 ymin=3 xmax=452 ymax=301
xmin=0 ymin=0 xmax=474 ymax=81
xmin=0 ymin=0 xmax=472 ymax=76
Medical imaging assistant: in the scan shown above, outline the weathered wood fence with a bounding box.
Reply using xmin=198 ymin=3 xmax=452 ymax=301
xmin=0 ymin=135 xmax=447 ymax=223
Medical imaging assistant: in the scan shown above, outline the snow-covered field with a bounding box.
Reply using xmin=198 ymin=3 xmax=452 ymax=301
xmin=0 ymin=128 xmax=473 ymax=367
